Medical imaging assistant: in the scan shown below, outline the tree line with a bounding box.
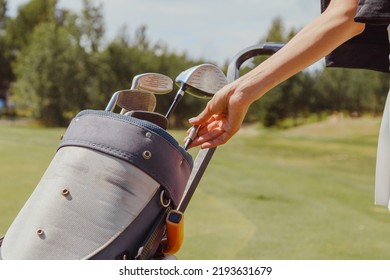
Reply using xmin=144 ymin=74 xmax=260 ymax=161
xmin=0 ymin=0 xmax=388 ymax=127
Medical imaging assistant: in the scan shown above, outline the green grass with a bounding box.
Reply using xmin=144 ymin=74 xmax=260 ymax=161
xmin=0 ymin=124 xmax=66 ymax=234
xmin=1 ymin=117 xmax=390 ymax=259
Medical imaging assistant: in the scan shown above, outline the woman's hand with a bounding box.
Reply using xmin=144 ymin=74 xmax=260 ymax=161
xmin=186 ymin=81 xmax=251 ymax=149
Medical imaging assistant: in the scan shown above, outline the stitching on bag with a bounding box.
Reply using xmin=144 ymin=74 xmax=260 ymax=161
xmin=60 ymin=139 xmax=188 ymax=205
xmin=79 ymin=112 xmax=193 ymax=168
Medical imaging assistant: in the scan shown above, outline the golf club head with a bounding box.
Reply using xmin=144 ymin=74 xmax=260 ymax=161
xmin=117 ymin=90 xmax=157 ymax=112
xmin=131 ymin=73 xmax=173 ymax=94
xmin=125 ymin=110 xmax=169 ymax=130
xmin=175 ymin=64 xmax=228 ymax=98
xmin=165 ymin=64 xmax=228 ymax=118
xmin=105 ymin=89 xmax=156 ymax=112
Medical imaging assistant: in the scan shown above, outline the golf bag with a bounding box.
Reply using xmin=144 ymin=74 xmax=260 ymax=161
xmin=0 ymin=109 xmax=193 ymax=260
xmin=0 ymin=42 xmax=284 ymax=260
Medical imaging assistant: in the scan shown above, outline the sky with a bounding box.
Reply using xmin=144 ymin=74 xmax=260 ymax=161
xmin=8 ymin=0 xmax=322 ymax=66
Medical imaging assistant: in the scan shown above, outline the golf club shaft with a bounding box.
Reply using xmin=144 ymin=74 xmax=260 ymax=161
xmin=105 ymin=91 xmax=120 ymax=111
xmin=165 ymin=87 xmax=185 ymax=119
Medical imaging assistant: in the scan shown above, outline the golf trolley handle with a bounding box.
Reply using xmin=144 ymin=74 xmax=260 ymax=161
xmin=178 ymin=42 xmax=284 ymax=213
xmin=227 ymin=42 xmax=284 ymax=83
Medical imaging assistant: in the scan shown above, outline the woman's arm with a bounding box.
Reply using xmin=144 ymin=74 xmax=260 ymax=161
xmin=188 ymin=0 xmax=365 ymax=149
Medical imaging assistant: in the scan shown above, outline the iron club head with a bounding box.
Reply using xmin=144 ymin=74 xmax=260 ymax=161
xmin=119 ymin=73 xmax=173 ymax=115
xmin=131 ymin=73 xmax=173 ymax=94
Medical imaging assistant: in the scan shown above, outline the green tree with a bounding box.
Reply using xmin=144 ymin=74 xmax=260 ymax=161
xmin=9 ymin=0 xmax=110 ymax=125
xmin=0 ymin=0 xmax=13 ymax=101
xmin=246 ymin=16 xmax=315 ymax=127
xmin=0 ymin=0 xmax=6 ymax=31
xmin=5 ymin=0 xmax=57 ymax=51
xmin=12 ymin=22 xmax=89 ymax=126
xmin=1 ymin=0 xmax=58 ymax=112
xmin=79 ymin=0 xmax=105 ymax=53
xmin=316 ymin=67 xmax=388 ymax=117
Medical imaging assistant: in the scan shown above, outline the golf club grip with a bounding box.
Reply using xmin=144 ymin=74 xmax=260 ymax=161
xmin=226 ymin=42 xmax=284 ymax=82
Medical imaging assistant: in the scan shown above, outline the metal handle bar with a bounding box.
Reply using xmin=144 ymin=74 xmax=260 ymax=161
xmin=226 ymin=42 xmax=285 ymax=83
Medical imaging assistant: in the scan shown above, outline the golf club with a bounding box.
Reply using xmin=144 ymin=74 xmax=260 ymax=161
xmin=165 ymin=64 xmax=228 ymax=119
xmin=120 ymin=73 xmax=173 ymax=115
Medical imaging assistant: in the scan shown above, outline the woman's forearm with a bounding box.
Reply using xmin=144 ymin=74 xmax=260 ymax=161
xmin=235 ymin=0 xmax=365 ymax=104
xmin=188 ymin=0 xmax=368 ymax=149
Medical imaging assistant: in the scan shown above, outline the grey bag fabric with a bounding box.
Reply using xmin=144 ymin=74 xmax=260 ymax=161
xmin=0 ymin=110 xmax=193 ymax=259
